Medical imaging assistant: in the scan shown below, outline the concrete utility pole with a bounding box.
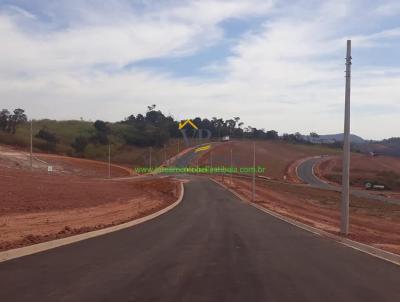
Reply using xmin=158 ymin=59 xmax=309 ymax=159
xmin=30 ymin=119 xmax=33 ymax=170
xmin=230 ymin=148 xmax=233 ymax=186
xmin=341 ymin=40 xmax=352 ymax=235
xmin=108 ymin=144 xmax=111 ymax=179
xmin=252 ymin=142 xmax=256 ymax=202
xmin=149 ymin=147 xmax=152 ymax=169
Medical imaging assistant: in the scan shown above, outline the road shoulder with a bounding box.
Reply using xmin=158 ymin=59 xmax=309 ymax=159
xmin=0 ymin=181 xmax=185 ymax=263
xmin=209 ymin=177 xmax=400 ymax=266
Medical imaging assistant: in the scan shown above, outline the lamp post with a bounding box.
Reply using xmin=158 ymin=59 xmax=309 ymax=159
xmin=30 ymin=119 xmax=33 ymax=170
xmin=252 ymin=142 xmax=256 ymax=202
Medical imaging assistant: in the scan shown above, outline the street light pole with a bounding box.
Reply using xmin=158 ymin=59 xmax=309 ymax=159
xmin=108 ymin=144 xmax=111 ymax=179
xmin=252 ymin=142 xmax=256 ymax=202
xmin=230 ymin=148 xmax=233 ymax=186
xmin=30 ymin=119 xmax=33 ymax=170
xmin=149 ymin=147 xmax=152 ymax=170
xmin=341 ymin=40 xmax=352 ymax=235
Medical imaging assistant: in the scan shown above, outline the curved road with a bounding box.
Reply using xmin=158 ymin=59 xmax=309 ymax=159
xmin=297 ymin=157 xmax=400 ymax=205
xmin=0 ymin=176 xmax=400 ymax=301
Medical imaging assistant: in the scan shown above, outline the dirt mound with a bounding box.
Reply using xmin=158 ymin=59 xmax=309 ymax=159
xmin=36 ymin=154 xmax=132 ymax=178
xmin=0 ymin=145 xmax=132 ymax=178
xmin=0 ymin=166 xmax=180 ymax=251
xmin=198 ymin=141 xmax=339 ymax=180
xmin=317 ymin=154 xmax=400 ymax=191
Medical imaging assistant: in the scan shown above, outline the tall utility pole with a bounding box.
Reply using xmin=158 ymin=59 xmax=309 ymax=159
xmin=30 ymin=119 xmax=33 ymax=170
xmin=341 ymin=40 xmax=352 ymax=235
xmin=252 ymin=142 xmax=256 ymax=202
xmin=149 ymin=147 xmax=152 ymax=169
xmin=230 ymin=148 xmax=233 ymax=186
xmin=108 ymin=144 xmax=111 ymax=179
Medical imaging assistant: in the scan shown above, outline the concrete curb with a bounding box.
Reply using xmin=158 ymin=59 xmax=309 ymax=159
xmin=0 ymin=182 xmax=185 ymax=263
xmin=311 ymin=156 xmax=337 ymax=186
xmin=209 ymin=177 xmax=400 ymax=266
xmin=295 ymin=156 xmax=321 ymax=184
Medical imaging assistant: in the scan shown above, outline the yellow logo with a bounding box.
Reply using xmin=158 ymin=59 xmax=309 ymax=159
xmin=178 ymin=119 xmax=198 ymax=130
xmin=195 ymin=145 xmax=211 ymax=153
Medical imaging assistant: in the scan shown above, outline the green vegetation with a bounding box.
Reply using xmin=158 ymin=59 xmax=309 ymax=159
xmin=0 ymin=105 xmax=341 ymax=166
xmin=0 ymin=108 xmax=27 ymax=134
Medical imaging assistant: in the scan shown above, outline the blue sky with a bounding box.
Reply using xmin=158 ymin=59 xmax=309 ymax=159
xmin=0 ymin=0 xmax=400 ymax=139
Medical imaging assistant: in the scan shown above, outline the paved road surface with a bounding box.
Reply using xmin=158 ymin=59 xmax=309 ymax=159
xmin=174 ymin=147 xmax=198 ymax=168
xmin=1 ymin=177 xmax=399 ymax=301
xmin=297 ymin=157 xmax=400 ymax=205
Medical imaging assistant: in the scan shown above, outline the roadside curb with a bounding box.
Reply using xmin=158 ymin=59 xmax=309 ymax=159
xmin=0 ymin=182 xmax=185 ymax=263
xmin=295 ymin=156 xmax=321 ymax=184
xmin=311 ymin=156 xmax=337 ymax=186
xmin=209 ymin=177 xmax=400 ymax=266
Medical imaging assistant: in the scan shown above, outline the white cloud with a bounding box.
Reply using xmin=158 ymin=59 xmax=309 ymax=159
xmin=376 ymin=2 xmax=400 ymax=16
xmin=0 ymin=0 xmax=399 ymax=140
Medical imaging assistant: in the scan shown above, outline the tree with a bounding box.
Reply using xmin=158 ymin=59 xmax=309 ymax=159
xmin=71 ymin=136 xmax=89 ymax=154
xmin=145 ymin=109 xmax=166 ymax=127
xmin=310 ymin=132 xmax=319 ymax=138
xmin=265 ymin=130 xmax=279 ymax=140
xmin=282 ymin=132 xmax=305 ymax=143
xmin=0 ymin=109 xmax=10 ymax=131
xmin=94 ymin=120 xmax=110 ymax=133
xmin=294 ymin=132 xmax=302 ymax=141
xmin=36 ymin=128 xmax=59 ymax=151
xmin=7 ymin=108 xmax=27 ymax=134
xmin=92 ymin=120 xmax=110 ymax=145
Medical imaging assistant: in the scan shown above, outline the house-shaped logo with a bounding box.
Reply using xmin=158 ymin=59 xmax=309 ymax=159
xmin=178 ymin=119 xmax=198 ymax=130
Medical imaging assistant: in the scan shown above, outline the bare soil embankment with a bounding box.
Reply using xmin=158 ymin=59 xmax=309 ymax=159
xmin=198 ymin=141 xmax=339 ymax=181
xmin=0 ymin=145 xmax=180 ymax=251
xmin=316 ymin=154 xmax=400 ymax=192
xmin=215 ymin=176 xmax=400 ymax=255
xmin=0 ymin=145 xmax=132 ymax=178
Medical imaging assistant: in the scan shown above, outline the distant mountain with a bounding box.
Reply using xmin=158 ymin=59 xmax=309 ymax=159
xmin=302 ymin=133 xmax=400 ymax=156
xmin=354 ymin=137 xmax=400 ymax=157
xmin=303 ymin=133 xmax=366 ymax=144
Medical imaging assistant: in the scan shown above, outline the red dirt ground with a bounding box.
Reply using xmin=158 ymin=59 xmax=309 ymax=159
xmin=0 ymin=145 xmax=132 ymax=178
xmin=317 ymin=154 xmax=400 ymax=191
xmin=0 ymin=158 xmax=180 ymax=251
xmin=197 ymin=141 xmax=339 ymax=181
xmin=215 ymin=176 xmax=400 ymax=255
xmin=36 ymin=154 xmax=133 ymax=178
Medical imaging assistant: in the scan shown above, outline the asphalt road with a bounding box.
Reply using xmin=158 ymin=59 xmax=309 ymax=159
xmin=296 ymin=157 xmax=334 ymax=188
xmin=174 ymin=147 xmax=198 ymax=168
xmin=1 ymin=176 xmax=399 ymax=301
xmin=297 ymin=157 xmax=400 ymax=205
